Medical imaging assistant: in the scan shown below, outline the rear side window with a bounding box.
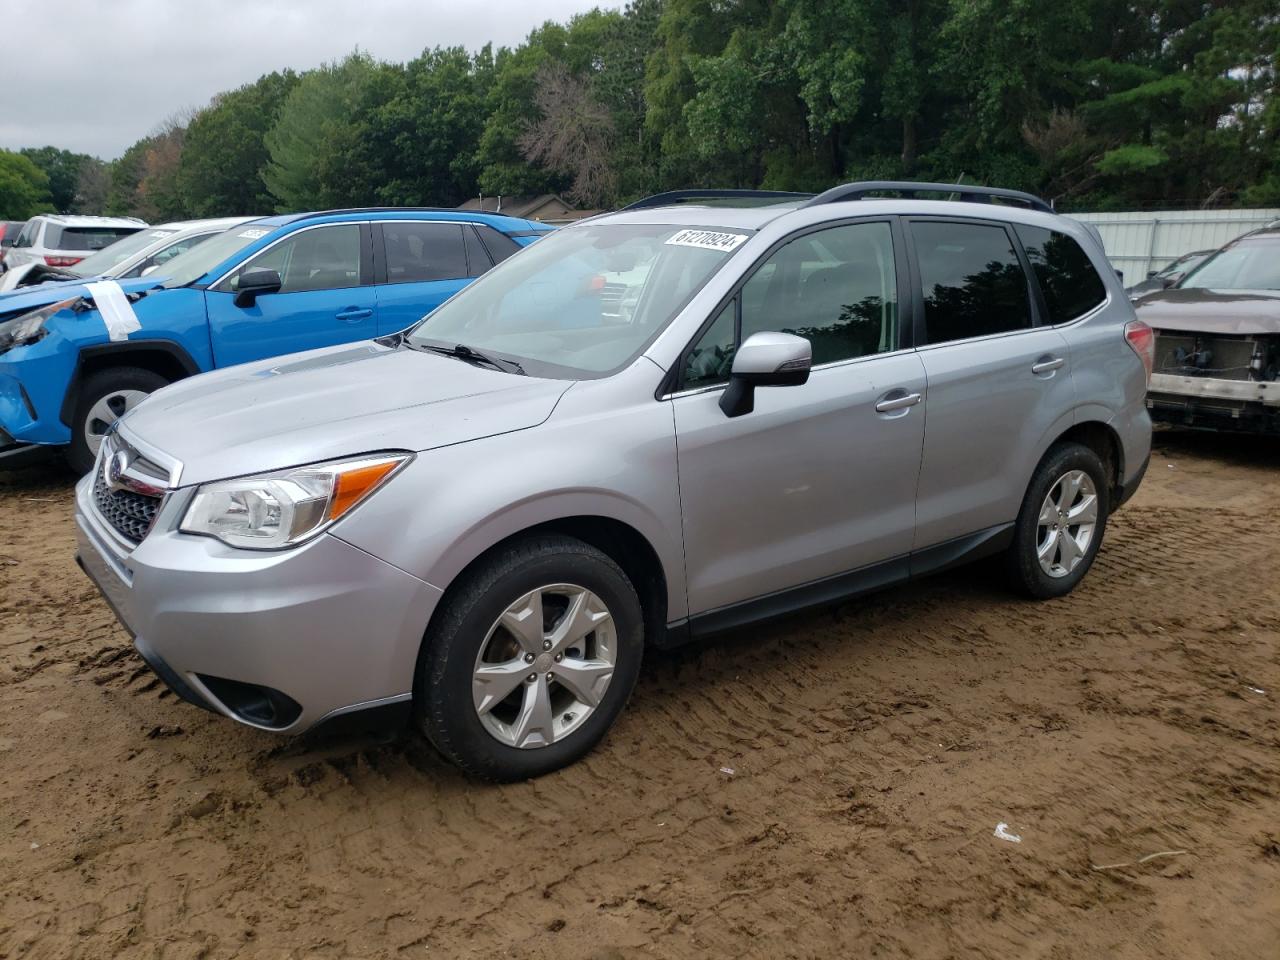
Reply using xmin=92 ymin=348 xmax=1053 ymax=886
xmin=463 ymin=226 xmax=493 ymax=276
xmin=1015 ymin=225 xmax=1107 ymax=323
xmin=911 ymin=221 xmax=1032 ymax=344
xmin=46 ymin=226 xmax=141 ymax=252
xmin=473 ymin=224 xmax=520 ymax=264
xmin=382 ymin=222 xmax=468 ymax=283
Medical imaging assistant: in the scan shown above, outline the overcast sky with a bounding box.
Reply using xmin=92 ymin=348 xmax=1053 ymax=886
xmin=2 ymin=0 xmax=619 ymax=160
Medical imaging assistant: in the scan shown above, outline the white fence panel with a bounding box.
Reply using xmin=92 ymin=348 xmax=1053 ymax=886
xmin=1068 ymin=209 xmax=1280 ymax=282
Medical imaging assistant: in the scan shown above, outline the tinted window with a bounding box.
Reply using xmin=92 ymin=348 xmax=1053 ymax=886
xmin=474 ymin=224 xmax=520 ymax=264
xmin=464 ymin=226 xmax=493 ymax=276
xmin=382 ymin=222 xmax=468 ymax=283
xmin=912 ymin=221 xmax=1031 ymax=344
xmin=682 ymin=221 xmax=899 ymax=386
xmin=683 ymin=299 xmax=736 ymax=389
xmin=234 ymin=224 xmax=361 ymax=293
xmin=1015 ymin=225 xmax=1107 ymax=323
xmin=16 ymin=221 xmax=39 ymax=247
xmin=46 ymin=225 xmax=141 ymax=252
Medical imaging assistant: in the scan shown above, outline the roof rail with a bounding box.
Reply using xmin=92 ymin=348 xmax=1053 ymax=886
xmin=802 ymin=181 xmax=1054 ymax=214
xmin=293 ymin=206 xmax=492 ymax=219
xmin=620 ymin=189 xmax=814 ymax=212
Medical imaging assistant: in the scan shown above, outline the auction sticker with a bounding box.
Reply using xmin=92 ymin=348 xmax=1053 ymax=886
xmin=238 ymin=227 xmax=270 ymax=240
xmin=665 ymin=229 xmax=748 ymax=252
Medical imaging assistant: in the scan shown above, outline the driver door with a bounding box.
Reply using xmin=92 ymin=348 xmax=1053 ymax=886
xmin=204 ymin=222 xmax=376 ymax=368
xmin=671 ymin=220 xmax=927 ymax=621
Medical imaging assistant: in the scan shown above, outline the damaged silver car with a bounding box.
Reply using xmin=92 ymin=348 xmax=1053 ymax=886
xmin=1138 ymin=224 xmax=1280 ymax=434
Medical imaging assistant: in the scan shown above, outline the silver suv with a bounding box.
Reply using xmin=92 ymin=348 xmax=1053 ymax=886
xmin=75 ymin=182 xmax=1153 ymax=780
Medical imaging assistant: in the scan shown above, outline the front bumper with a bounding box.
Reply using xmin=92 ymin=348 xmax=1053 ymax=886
xmin=1148 ymin=372 xmax=1280 ymax=435
xmin=74 ymin=472 xmax=443 ymax=733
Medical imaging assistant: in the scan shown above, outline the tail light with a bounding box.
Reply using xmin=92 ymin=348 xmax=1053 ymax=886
xmin=45 ymin=255 xmax=83 ymax=267
xmin=1125 ymin=320 xmax=1155 ymax=386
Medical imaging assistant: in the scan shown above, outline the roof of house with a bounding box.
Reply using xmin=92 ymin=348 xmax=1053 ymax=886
xmin=456 ymin=194 xmax=600 ymax=222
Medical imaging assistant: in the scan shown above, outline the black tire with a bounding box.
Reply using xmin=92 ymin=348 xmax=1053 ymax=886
xmin=66 ymin=366 xmax=170 ymax=474
xmin=1005 ymin=441 xmax=1110 ymax=599
xmin=416 ymin=535 xmax=644 ymax=781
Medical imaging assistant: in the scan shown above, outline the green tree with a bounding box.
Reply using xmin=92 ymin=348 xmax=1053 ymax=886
xmin=20 ymin=146 xmax=93 ymax=212
xmin=0 ymin=150 xmax=52 ymax=219
xmin=178 ymin=70 xmax=299 ymax=216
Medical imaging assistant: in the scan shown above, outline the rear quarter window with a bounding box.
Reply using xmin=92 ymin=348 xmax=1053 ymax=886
xmin=1015 ymin=225 xmax=1107 ymax=324
xmin=46 ymin=226 xmax=142 ymax=252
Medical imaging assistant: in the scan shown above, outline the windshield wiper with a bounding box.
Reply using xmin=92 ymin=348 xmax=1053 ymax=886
xmin=410 ymin=341 xmax=526 ymax=376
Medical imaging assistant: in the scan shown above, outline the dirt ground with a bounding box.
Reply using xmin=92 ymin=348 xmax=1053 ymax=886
xmin=1 ymin=432 xmax=1277 ymax=960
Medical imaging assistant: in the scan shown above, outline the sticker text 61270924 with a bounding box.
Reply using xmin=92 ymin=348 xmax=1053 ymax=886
xmin=664 ymin=229 xmax=749 ymax=253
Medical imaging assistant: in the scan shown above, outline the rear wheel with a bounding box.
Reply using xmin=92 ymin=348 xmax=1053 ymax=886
xmin=1005 ymin=442 xmax=1110 ymax=599
xmin=416 ymin=535 xmax=644 ymax=781
xmin=66 ymin=366 xmax=169 ymax=474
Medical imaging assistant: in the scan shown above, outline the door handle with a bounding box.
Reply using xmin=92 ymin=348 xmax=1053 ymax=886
xmin=1031 ymin=357 xmax=1065 ymax=374
xmin=874 ymin=391 xmax=922 ymax=413
xmin=336 ymin=307 xmax=373 ymax=322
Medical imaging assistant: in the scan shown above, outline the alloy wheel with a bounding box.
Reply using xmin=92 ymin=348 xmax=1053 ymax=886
xmin=472 ymin=583 xmax=617 ymax=749
xmin=1035 ymin=469 xmax=1098 ymax=578
xmin=84 ymin=389 xmax=150 ymax=457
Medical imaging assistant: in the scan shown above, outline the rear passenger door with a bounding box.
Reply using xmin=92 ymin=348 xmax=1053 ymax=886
xmin=373 ymin=221 xmax=500 ymax=334
xmin=906 ymin=218 xmax=1075 ymax=552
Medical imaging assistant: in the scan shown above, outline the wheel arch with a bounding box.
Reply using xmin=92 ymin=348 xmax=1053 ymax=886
xmin=422 ymin=514 xmax=673 ymax=654
xmin=59 ymin=340 xmax=201 ymax=427
xmin=1047 ymin=418 xmax=1123 ymax=503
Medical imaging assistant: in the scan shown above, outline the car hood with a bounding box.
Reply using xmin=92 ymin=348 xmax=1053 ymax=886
xmin=0 ymin=275 xmax=161 ymax=317
xmin=1134 ymin=287 xmax=1280 ymax=335
xmin=119 ymin=340 xmax=574 ymax=485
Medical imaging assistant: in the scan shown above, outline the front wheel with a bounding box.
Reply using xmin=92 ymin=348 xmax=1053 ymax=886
xmin=66 ymin=367 xmax=169 ymax=474
xmin=416 ymin=535 xmax=644 ymax=781
xmin=1005 ymin=442 xmax=1110 ymax=599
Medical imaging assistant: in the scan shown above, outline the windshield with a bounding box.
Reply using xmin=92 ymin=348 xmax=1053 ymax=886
xmin=406 ymin=222 xmax=751 ymax=378
xmin=70 ymin=228 xmax=176 ymax=277
xmin=1180 ymin=239 xmax=1280 ymax=291
xmin=159 ymin=223 xmax=274 ymax=288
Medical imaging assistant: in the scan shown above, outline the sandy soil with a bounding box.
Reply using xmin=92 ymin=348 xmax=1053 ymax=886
xmin=1 ymin=432 xmax=1277 ymax=959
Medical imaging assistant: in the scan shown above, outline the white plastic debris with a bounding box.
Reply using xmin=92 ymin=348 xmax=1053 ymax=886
xmin=29 ymin=842 xmax=39 ymax=851
xmin=993 ymin=823 xmax=1022 ymax=843
xmin=719 ymin=766 xmax=735 ymax=776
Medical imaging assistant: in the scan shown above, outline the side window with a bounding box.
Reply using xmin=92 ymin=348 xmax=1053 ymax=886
xmin=681 ymin=221 xmax=899 ymax=388
xmin=911 ymin=221 xmax=1032 ymax=344
xmin=473 ymin=224 xmax=520 ymax=264
xmin=683 ymin=299 xmax=736 ymax=389
xmin=232 ymin=224 xmax=361 ymax=293
xmin=741 ymin=221 xmax=898 ymax=364
xmin=16 ymin=221 xmax=38 ymax=247
xmin=382 ymin=222 xmax=468 ymax=283
xmin=464 ymin=226 xmax=493 ymax=277
xmin=1015 ymin=225 xmax=1107 ymax=324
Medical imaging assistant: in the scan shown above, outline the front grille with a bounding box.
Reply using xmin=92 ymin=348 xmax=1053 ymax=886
xmin=92 ymin=468 xmax=161 ymax=544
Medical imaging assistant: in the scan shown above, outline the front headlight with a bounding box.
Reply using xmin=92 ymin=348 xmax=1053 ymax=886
xmin=0 ymin=297 xmax=80 ymax=354
xmin=180 ymin=453 xmax=412 ymax=550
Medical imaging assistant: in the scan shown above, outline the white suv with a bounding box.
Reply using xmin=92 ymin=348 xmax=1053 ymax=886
xmin=4 ymin=214 xmax=147 ymax=270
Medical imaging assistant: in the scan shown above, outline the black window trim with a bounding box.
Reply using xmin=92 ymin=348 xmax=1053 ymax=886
xmin=902 ymin=215 xmax=1044 ymax=351
xmin=661 ymin=214 xmax=916 ymax=398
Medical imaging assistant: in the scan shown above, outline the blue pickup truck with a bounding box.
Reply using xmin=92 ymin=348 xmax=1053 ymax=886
xmin=0 ymin=208 xmax=551 ymax=471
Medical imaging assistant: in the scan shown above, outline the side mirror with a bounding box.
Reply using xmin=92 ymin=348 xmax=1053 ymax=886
xmin=719 ymin=331 xmax=811 ymax=418
xmin=1162 ymin=273 xmax=1182 ymax=288
xmin=0 ymin=237 xmax=14 ymax=248
xmin=1114 ymin=269 xmax=1125 ymax=284
xmin=234 ymin=268 xmax=282 ymax=307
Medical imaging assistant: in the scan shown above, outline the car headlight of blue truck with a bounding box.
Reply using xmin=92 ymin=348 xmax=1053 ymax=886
xmin=0 ymin=298 xmax=79 ymax=354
